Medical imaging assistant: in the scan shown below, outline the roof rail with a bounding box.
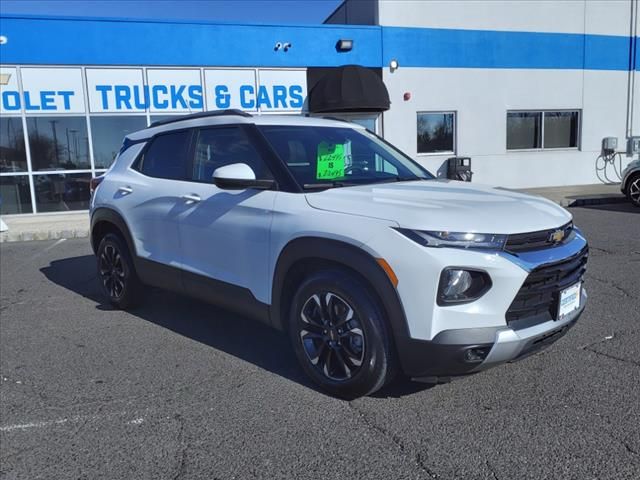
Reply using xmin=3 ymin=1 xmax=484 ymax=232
xmin=149 ymin=109 xmax=252 ymax=128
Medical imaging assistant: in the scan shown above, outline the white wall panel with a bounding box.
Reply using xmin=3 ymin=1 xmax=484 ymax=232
xmin=382 ymin=67 xmax=629 ymax=188
xmin=378 ymin=0 xmax=587 ymax=33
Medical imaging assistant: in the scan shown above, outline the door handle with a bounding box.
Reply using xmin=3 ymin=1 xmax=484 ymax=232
xmin=181 ymin=194 xmax=201 ymax=203
xmin=118 ymin=186 xmax=133 ymax=194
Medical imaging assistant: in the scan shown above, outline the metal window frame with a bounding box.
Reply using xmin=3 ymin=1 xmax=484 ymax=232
xmin=506 ymin=109 xmax=582 ymax=152
xmin=415 ymin=110 xmax=457 ymax=156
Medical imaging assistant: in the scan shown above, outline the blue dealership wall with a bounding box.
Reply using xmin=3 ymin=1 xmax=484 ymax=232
xmin=0 ymin=14 xmax=636 ymax=71
xmin=0 ymin=15 xmax=382 ymax=68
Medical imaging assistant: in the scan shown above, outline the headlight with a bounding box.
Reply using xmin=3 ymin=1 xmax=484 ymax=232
xmin=438 ymin=268 xmax=492 ymax=305
xmin=395 ymin=228 xmax=507 ymax=250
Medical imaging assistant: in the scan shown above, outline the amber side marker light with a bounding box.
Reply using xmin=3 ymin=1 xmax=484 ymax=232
xmin=376 ymin=258 xmax=398 ymax=288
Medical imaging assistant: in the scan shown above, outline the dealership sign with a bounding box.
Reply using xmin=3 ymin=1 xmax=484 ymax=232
xmin=0 ymin=67 xmax=307 ymax=114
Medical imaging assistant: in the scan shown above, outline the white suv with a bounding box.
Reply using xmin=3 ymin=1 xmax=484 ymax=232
xmin=90 ymin=110 xmax=588 ymax=398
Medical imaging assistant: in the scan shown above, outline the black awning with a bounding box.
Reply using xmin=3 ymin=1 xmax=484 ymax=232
xmin=308 ymin=65 xmax=390 ymax=113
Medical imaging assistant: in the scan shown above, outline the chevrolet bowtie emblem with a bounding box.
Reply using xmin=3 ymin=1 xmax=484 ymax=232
xmin=0 ymin=73 xmax=10 ymax=86
xmin=549 ymin=229 xmax=565 ymax=244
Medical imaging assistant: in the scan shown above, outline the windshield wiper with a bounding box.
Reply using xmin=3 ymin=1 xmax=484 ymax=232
xmin=372 ymin=176 xmax=428 ymax=184
xmin=303 ymin=181 xmax=353 ymax=190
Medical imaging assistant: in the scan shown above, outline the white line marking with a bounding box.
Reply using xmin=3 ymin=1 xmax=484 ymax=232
xmin=1 ymin=410 xmax=148 ymax=433
xmin=0 ymin=417 xmax=72 ymax=432
xmin=27 ymin=238 xmax=67 ymax=261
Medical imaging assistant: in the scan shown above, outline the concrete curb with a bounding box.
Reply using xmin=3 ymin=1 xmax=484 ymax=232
xmin=0 ymin=228 xmax=89 ymax=243
xmin=560 ymin=195 xmax=627 ymax=208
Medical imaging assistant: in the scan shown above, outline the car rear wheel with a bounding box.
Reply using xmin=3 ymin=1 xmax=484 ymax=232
xmin=627 ymin=173 xmax=640 ymax=207
xmin=288 ymin=269 xmax=395 ymax=399
xmin=97 ymin=233 xmax=141 ymax=309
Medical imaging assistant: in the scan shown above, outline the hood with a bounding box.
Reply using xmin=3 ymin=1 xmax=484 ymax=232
xmin=305 ymin=180 xmax=571 ymax=234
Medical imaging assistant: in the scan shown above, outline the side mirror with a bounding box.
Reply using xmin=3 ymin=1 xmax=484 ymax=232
xmin=212 ymin=163 xmax=276 ymax=190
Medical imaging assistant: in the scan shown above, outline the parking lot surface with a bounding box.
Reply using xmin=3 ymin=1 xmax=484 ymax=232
xmin=1 ymin=203 xmax=639 ymax=479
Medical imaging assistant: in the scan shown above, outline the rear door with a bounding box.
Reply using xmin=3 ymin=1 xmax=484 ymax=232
xmin=177 ymin=125 xmax=277 ymax=307
xmin=116 ymin=129 xmax=193 ymax=284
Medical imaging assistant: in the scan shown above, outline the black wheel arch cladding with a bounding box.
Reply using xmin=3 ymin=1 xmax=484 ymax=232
xmin=270 ymin=237 xmax=411 ymax=340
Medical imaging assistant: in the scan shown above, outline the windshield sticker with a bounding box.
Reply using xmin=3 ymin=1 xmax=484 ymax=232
xmin=316 ymin=142 xmax=345 ymax=180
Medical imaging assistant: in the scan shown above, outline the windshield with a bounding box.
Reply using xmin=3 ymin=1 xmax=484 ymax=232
xmin=258 ymin=125 xmax=434 ymax=189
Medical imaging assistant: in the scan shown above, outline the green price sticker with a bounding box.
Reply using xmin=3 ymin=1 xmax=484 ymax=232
xmin=316 ymin=142 xmax=345 ymax=180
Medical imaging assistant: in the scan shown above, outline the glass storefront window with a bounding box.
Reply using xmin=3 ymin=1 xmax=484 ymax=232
xmin=150 ymin=115 xmax=181 ymax=125
xmin=0 ymin=117 xmax=28 ymax=173
xmin=33 ymin=172 xmax=91 ymax=212
xmin=0 ymin=176 xmax=33 ymax=214
xmin=91 ymin=116 xmax=148 ymax=168
xmin=27 ymin=116 xmax=91 ymax=171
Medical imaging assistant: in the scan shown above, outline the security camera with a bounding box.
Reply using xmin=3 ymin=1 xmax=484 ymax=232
xmin=283 ymin=42 xmax=292 ymax=52
xmin=274 ymin=42 xmax=282 ymax=51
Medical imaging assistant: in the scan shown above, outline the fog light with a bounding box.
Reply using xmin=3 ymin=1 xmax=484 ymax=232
xmin=442 ymin=269 xmax=472 ymax=299
xmin=437 ymin=268 xmax=492 ymax=306
xmin=464 ymin=347 xmax=491 ymax=363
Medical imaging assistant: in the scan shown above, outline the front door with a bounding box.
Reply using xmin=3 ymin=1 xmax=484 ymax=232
xmin=177 ymin=125 xmax=276 ymax=310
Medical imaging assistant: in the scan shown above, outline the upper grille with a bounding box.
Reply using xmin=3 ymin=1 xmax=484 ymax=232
xmin=506 ymin=246 xmax=588 ymax=328
xmin=505 ymin=222 xmax=574 ymax=253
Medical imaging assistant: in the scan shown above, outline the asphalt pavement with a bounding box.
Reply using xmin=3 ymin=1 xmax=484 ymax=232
xmin=1 ymin=203 xmax=639 ymax=479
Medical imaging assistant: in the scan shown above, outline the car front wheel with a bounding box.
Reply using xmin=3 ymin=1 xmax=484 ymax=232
xmin=289 ymin=269 xmax=396 ymax=399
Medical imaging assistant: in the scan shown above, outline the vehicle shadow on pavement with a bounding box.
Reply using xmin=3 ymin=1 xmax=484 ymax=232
xmin=40 ymin=254 xmax=435 ymax=399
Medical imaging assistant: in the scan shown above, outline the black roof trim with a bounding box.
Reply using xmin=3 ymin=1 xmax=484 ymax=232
xmin=149 ymin=109 xmax=252 ymax=128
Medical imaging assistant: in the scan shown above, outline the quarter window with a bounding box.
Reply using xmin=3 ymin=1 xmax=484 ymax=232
xmin=137 ymin=130 xmax=190 ymax=180
xmin=191 ymin=127 xmax=271 ymax=182
xmin=417 ymin=112 xmax=455 ymax=154
xmin=507 ymin=110 xmax=580 ymax=150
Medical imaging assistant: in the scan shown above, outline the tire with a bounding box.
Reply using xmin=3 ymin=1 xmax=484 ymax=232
xmin=96 ymin=233 xmax=142 ymax=309
xmin=626 ymin=173 xmax=640 ymax=207
xmin=288 ymin=269 xmax=396 ymax=399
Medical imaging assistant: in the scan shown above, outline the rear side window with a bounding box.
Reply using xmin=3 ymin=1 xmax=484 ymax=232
xmin=136 ymin=130 xmax=190 ymax=180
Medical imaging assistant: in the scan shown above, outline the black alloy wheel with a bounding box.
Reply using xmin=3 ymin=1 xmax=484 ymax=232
xmin=628 ymin=174 xmax=640 ymax=207
xmin=99 ymin=243 xmax=126 ymax=299
xmin=96 ymin=233 xmax=141 ymax=309
xmin=299 ymin=292 xmax=365 ymax=381
xmin=289 ymin=269 xmax=395 ymax=399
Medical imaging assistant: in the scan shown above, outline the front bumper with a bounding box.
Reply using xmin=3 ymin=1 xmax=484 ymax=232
xmin=400 ymin=287 xmax=586 ymax=381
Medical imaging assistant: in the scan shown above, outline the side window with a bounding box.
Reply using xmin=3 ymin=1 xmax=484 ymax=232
xmin=137 ymin=130 xmax=190 ymax=180
xmin=191 ymin=127 xmax=272 ymax=182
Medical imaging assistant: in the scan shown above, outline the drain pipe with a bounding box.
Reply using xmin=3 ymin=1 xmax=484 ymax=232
xmin=626 ymin=0 xmax=638 ymax=140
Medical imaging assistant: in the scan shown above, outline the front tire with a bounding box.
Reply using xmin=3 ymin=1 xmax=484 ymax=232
xmin=96 ymin=233 xmax=141 ymax=309
xmin=288 ymin=269 xmax=396 ymax=399
xmin=626 ymin=173 xmax=640 ymax=207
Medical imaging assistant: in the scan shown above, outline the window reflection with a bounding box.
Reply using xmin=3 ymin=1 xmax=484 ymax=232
xmin=0 ymin=176 xmax=32 ymax=214
xmin=417 ymin=112 xmax=455 ymax=154
xmin=27 ymin=116 xmax=90 ymax=171
xmin=507 ymin=112 xmax=542 ymax=150
xmin=91 ymin=116 xmax=147 ymax=168
xmin=150 ymin=115 xmax=181 ymax=126
xmin=33 ymin=173 xmax=91 ymax=212
xmin=0 ymin=117 xmax=27 ymax=173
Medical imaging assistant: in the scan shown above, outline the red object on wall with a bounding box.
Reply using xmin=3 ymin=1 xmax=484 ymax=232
xmin=403 ymin=92 xmax=411 ymax=101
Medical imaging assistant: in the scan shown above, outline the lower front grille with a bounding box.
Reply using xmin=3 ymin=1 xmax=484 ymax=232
xmin=506 ymin=247 xmax=588 ymax=328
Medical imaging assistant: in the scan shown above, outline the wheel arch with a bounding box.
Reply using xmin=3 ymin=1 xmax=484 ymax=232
xmin=624 ymin=169 xmax=640 ymax=191
xmin=270 ymin=237 xmax=410 ymax=343
xmin=90 ymin=208 xmax=136 ymax=257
